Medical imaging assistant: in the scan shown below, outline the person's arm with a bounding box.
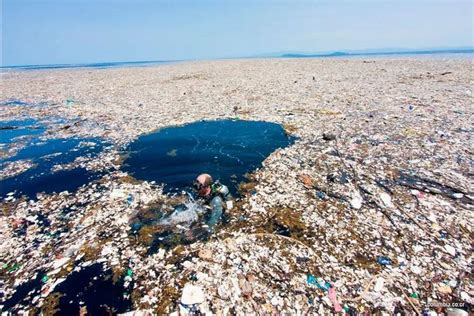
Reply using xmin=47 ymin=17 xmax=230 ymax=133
xmin=207 ymin=196 xmax=223 ymax=228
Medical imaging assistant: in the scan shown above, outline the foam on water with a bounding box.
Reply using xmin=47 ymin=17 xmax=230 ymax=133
xmin=160 ymin=197 xmax=206 ymax=226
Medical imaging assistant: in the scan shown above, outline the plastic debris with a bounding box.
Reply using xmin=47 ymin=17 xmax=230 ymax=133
xmin=307 ymin=274 xmax=331 ymax=291
xmin=377 ymin=256 xmax=392 ymax=266
xmin=1 ymin=57 xmax=472 ymax=315
xmin=127 ymin=194 xmax=134 ymax=205
xmin=322 ymin=133 xmax=336 ymax=141
xmin=350 ymin=192 xmax=363 ymax=209
xmin=315 ymin=191 xmax=326 ymax=199
xmin=327 ymin=287 xmax=342 ymax=312
xmin=65 ymin=99 xmax=76 ymax=105
xmin=52 ymin=257 xmax=69 ymax=270
xmin=444 ymin=244 xmax=456 ymax=256
xmin=181 ymin=283 xmax=205 ymax=305
xmin=373 ymin=277 xmax=385 ymax=292
xmin=379 ymin=192 xmax=393 ymax=208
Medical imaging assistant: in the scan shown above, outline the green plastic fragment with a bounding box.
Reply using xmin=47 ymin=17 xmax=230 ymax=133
xmin=343 ymin=304 xmax=350 ymax=312
xmin=126 ymin=268 xmax=133 ymax=277
xmin=8 ymin=263 xmax=20 ymax=272
xmin=410 ymin=292 xmax=419 ymax=299
xmin=65 ymin=99 xmax=75 ymax=105
xmin=41 ymin=275 xmax=49 ymax=283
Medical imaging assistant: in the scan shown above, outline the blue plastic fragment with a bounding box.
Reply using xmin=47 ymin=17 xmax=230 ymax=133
xmin=306 ymin=274 xmax=331 ymax=291
xmin=127 ymin=194 xmax=134 ymax=205
xmin=377 ymin=256 xmax=392 ymax=266
xmin=307 ymin=274 xmax=317 ymax=285
xmin=315 ymin=191 xmax=326 ymax=199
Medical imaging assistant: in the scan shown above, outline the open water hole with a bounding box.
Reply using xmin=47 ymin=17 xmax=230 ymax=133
xmin=0 ymin=117 xmax=109 ymax=198
xmin=123 ymin=119 xmax=295 ymax=249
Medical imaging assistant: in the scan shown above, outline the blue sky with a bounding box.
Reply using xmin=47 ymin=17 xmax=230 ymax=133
xmin=2 ymin=0 xmax=473 ymax=66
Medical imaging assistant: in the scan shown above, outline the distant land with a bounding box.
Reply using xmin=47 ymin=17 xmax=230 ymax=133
xmin=1 ymin=47 xmax=473 ymax=71
xmin=279 ymin=48 xmax=474 ymax=58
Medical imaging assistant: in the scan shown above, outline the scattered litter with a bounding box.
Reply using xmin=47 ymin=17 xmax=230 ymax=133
xmin=181 ymin=283 xmax=205 ymax=305
xmin=377 ymin=256 xmax=392 ymax=266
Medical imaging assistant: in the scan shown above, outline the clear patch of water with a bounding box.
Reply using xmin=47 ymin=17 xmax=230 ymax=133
xmin=53 ymin=263 xmax=132 ymax=315
xmin=1 ymin=116 xmax=109 ymax=198
xmin=122 ymin=120 xmax=295 ymax=195
xmin=1 ymin=137 xmax=106 ymax=198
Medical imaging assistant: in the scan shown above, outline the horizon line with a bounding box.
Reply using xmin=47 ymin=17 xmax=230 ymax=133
xmin=2 ymin=46 xmax=473 ymax=69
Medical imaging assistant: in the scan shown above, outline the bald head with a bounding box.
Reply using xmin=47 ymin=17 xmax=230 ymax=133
xmin=196 ymin=173 xmax=213 ymax=186
xmin=195 ymin=173 xmax=213 ymax=197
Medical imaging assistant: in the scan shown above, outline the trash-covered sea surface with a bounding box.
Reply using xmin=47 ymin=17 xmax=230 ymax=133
xmin=1 ymin=58 xmax=473 ymax=315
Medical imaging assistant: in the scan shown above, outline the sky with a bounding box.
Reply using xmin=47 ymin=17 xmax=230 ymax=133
xmin=1 ymin=0 xmax=473 ymax=66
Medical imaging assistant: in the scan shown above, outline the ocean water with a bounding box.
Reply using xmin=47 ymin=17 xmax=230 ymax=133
xmin=0 ymin=118 xmax=108 ymax=198
xmin=1 ymin=265 xmax=132 ymax=315
xmin=2 ymin=50 xmax=472 ymax=72
xmin=122 ymin=120 xmax=295 ymax=195
xmin=53 ymin=264 xmax=132 ymax=315
xmin=0 ymin=119 xmax=45 ymax=144
xmin=1 ymin=60 xmax=177 ymax=71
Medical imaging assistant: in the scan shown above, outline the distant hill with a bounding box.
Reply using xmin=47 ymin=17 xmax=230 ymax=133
xmin=279 ymin=48 xmax=474 ymax=58
xmin=282 ymin=51 xmax=350 ymax=58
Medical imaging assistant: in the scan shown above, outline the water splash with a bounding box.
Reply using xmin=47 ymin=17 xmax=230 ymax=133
xmin=159 ymin=193 xmax=206 ymax=227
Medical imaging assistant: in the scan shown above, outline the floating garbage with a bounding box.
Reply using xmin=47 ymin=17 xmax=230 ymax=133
xmin=65 ymin=99 xmax=76 ymax=106
xmin=181 ymin=283 xmax=206 ymax=305
xmin=377 ymin=256 xmax=392 ymax=266
xmin=307 ymin=274 xmax=331 ymax=291
xmin=1 ymin=58 xmax=472 ymax=315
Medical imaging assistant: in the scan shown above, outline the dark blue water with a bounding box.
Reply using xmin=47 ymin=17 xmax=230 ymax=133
xmin=1 ymin=137 xmax=106 ymax=198
xmin=1 ymin=60 xmax=178 ymax=71
xmin=0 ymin=119 xmax=45 ymax=144
xmin=122 ymin=120 xmax=295 ymax=195
xmin=1 ymin=270 xmax=46 ymax=312
xmin=0 ymin=99 xmax=50 ymax=107
xmin=53 ymin=264 xmax=132 ymax=315
xmin=0 ymin=118 xmax=107 ymax=198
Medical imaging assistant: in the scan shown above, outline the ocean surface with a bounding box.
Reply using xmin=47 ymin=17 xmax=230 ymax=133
xmin=1 ymin=49 xmax=472 ymax=71
xmin=0 ymin=60 xmax=178 ymax=71
xmin=0 ymin=117 xmax=108 ymax=198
